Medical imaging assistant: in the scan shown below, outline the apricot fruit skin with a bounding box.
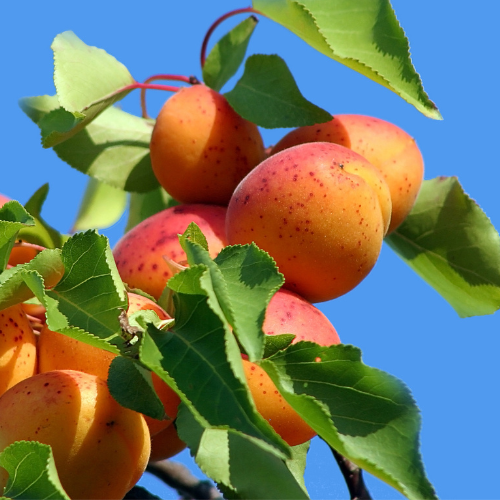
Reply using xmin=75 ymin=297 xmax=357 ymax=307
xmin=0 ymin=304 xmax=37 ymax=397
xmin=113 ymin=204 xmax=228 ymax=299
xmin=242 ymin=359 xmax=316 ymax=446
xmin=38 ymin=292 xmax=180 ymax=437
xmin=226 ymin=142 xmax=392 ymax=303
xmin=149 ymin=423 xmax=187 ymax=462
xmin=264 ymin=289 xmax=340 ymax=346
xmin=0 ymin=370 xmax=150 ymax=500
xmin=150 ymin=84 xmax=266 ymax=205
xmin=271 ymin=115 xmax=423 ymax=233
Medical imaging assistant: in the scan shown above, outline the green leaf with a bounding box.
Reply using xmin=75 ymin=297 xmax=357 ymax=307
xmin=126 ymin=187 xmax=179 ymax=232
xmin=46 ymin=231 xmax=127 ymax=342
xmin=203 ymin=16 xmax=258 ymax=92
xmin=262 ymin=343 xmax=437 ymax=500
xmin=224 ymin=54 xmax=332 ymax=128
xmin=286 ymin=442 xmax=310 ymax=496
xmin=252 ymin=0 xmax=441 ymax=119
xmin=176 ymin=404 xmax=308 ymax=500
xmin=179 ymin=222 xmax=210 ymax=252
xmin=53 ymin=106 xmax=158 ymax=193
xmin=139 ymin=289 xmax=289 ymax=455
xmin=0 ymin=441 xmax=70 ymax=500
xmin=40 ymin=31 xmax=135 ymax=147
xmin=108 ymin=356 xmax=166 ymax=421
xmin=72 ymin=177 xmax=127 ymax=232
xmin=20 ymin=184 xmax=64 ymax=248
xmin=0 ymin=202 xmax=35 ymax=271
xmin=18 ymin=94 xmax=60 ymax=124
xmin=263 ymin=333 xmax=296 ymax=358
xmin=386 ymin=177 xmax=500 ymax=317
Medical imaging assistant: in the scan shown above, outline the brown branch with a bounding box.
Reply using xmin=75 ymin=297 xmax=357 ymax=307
xmin=330 ymin=447 xmax=372 ymax=500
xmin=146 ymin=460 xmax=223 ymax=500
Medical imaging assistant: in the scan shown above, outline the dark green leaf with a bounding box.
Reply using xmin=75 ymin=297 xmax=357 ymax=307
xmin=0 ymin=441 xmax=70 ymax=500
xmin=176 ymin=404 xmax=308 ymax=500
xmin=262 ymin=343 xmax=437 ymax=500
xmin=386 ymin=177 xmax=500 ymax=317
xmin=224 ymin=54 xmax=331 ymax=128
xmin=53 ymin=106 xmax=158 ymax=193
xmin=203 ymin=16 xmax=258 ymax=92
xmin=252 ymin=0 xmax=441 ymax=119
xmin=72 ymin=177 xmax=127 ymax=232
xmin=108 ymin=356 xmax=166 ymax=421
xmin=263 ymin=333 xmax=295 ymax=358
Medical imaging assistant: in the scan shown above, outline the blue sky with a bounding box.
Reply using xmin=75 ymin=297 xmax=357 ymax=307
xmin=2 ymin=2 xmax=499 ymax=499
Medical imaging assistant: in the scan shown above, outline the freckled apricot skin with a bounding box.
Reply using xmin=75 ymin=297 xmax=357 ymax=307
xmin=113 ymin=204 xmax=228 ymax=299
xmin=38 ymin=292 xmax=180 ymax=437
xmin=0 ymin=304 xmax=37 ymax=398
xmin=226 ymin=142 xmax=392 ymax=303
xmin=265 ymin=289 xmax=340 ymax=346
xmin=242 ymin=359 xmax=316 ymax=446
xmin=271 ymin=115 xmax=423 ymax=233
xmin=149 ymin=423 xmax=187 ymax=462
xmin=0 ymin=370 xmax=150 ymax=500
xmin=150 ymin=84 xmax=266 ymax=205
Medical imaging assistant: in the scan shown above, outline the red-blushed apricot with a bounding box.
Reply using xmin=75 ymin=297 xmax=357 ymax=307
xmin=0 ymin=369 xmax=150 ymax=500
xmin=271 ymin=115 xmax=424 ymax=233
xmin=226 ymin=142 xmax=392 ymax=303
xmin=0 ymin=304 xmax=37 ymax=398
xmin=37 ymin=292 xmax=180 ymax=437
xmin=242 ymin=359 xmax=316 ymax=446
xmin=150 ymin=84 xmax=266 ymax=205
xmin=0 ymin=194 xmax=10 ymax=207
xmin=149 ymin=423 xmax=187 ymax=462
xmin=264 ymin=289 xmax=340 ymax=346
xmin=113 ymin=204 xmax=228 ymax=299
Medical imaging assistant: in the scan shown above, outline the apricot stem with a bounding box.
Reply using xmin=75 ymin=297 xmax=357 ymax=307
xmin=200 ymin=7 xmax=262 ymax=68
xmin=140 ymin=74 xmax=200 ymax=119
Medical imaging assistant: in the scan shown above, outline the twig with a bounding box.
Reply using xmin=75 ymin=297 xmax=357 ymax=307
xmin=330 ymin=447 xmax=372 ymax=500
xmin=146 ymin=460 xmax=223 ymax=499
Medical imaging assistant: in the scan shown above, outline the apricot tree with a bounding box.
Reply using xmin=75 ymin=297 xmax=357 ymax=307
xmin=0 ymin=2 xmax=499 ymax=500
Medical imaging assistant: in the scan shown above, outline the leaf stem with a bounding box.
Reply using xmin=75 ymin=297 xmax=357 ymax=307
xmin=140 ymin=74 xmax=200 ymax=119
xmin=200 ymin=7 xmax=263 ymax=68
xmin=330 ymin=447 xmax=372 ymax=500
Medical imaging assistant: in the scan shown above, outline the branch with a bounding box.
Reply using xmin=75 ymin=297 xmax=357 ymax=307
xmin=146 ymin=460 xmax=223 ymax=500
xmin=330 ymin=447 xmax=372 ymax=500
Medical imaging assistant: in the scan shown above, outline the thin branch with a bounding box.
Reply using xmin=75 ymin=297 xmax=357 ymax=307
xmin=330 ymin=447 xmax=372 ymax=500
xmin=146 ymin=460 xmax=223 ymax=500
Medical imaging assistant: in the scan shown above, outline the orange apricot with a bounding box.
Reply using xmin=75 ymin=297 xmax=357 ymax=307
xmin=150 ymin=84 xmax=266 ymax=205
xmin=0 ymin=304 xmax=37 ymax=398
xmin=0 ymin=370 xmax=150 ymax=500
xmin=271 ymin=115 xmax=424 ymax=233
xmin=38 ymin=292 xmax=180 ymax=437
xmin=113 ymin=204 xmax=228 ymax=299
xmin=242 ymin=359 xmax=316 ymax=446
xmin=226 ymin=142 xmax=392 ymax=303
xmin=149 ymin=423 xmax=187 ymax=462
xmin=264 ymin=289 xmax=340 ymax=346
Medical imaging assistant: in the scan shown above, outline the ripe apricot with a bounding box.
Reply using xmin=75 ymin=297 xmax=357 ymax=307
xmin=0 ymin=304 xmax=37 ymax=398
xmin=226 ymin=142 xmax=392 ymax=303
xmin=38 ymin=292 xmax=180 ymax=437
xmin=113 ymin=204 xmax=228 ymax=299
xmin=149 ymin=423 xmax=187 ymax=462
xmin=271 ymin=115 xmax=424 ymax=233
xmin=265 ymin=289 xmax=340 ymax=346
xmin=150 ymin=84 xmax=266 ymax=205
xmin=0 ymin=370 xmax=150 ymax=500
xmin=243 ymin=359 xmax=315 ymax=446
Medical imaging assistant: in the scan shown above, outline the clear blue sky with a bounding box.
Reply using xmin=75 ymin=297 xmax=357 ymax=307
xmin=2 ymin=2 xmax=499 ymax=499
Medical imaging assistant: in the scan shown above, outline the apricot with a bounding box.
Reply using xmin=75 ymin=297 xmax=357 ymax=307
xmin=243 ymin=359 xmax=315 ymax=446
xmin=0 ymin=370 xmax=150 ymax=500
xmin=150 ymin=84 xmax=266 ymax=205
xmin=271 ymin=115 xmax=424 ymax=233
xmin=264 ymin=289 xmax=340 ymax=346
xmin=226 ymin=142 xmax=392 ymax=303
xmin=38 ymin=292 xmax=181 ymax=437
xmin=0 ymin=304 xmax=37 ymax=398
xmin=149 ymin=423 xmax=187 ymax=462
xmin=113 ymin=204 xmax=228 ymax=299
